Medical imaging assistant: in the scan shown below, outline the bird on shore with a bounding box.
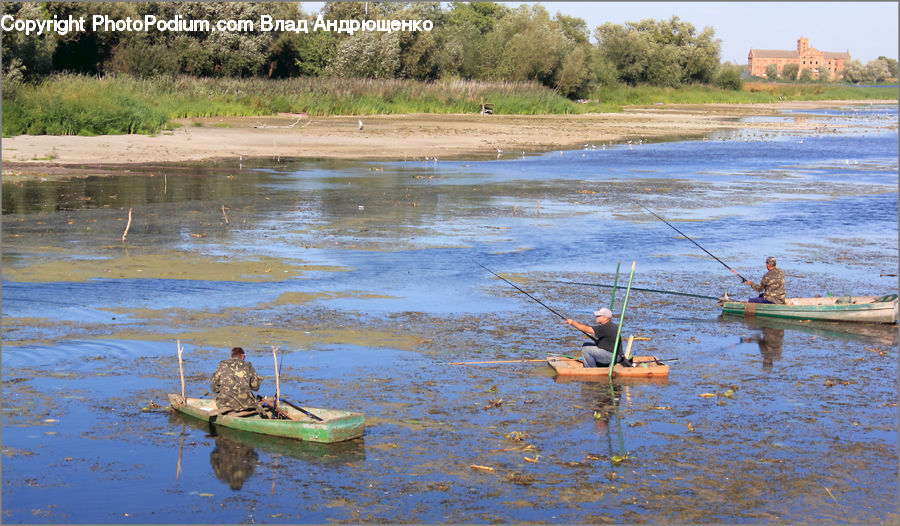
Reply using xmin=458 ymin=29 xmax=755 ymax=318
xmin=358 ymin=119 xmax=364 ymax=130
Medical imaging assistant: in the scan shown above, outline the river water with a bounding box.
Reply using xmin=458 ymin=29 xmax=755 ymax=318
xmin=2 ymin=104 xmax=898 ymax=523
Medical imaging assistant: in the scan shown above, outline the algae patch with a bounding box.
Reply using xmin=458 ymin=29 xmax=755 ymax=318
xmin=2 ymin=252 xmax=343 ymax=283
xmin=105 ymin=325 xmax=424 ymax=351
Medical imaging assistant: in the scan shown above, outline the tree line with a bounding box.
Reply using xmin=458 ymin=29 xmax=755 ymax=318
xmin=2 ymin=1 xmax=749 ymax=96
xmin=759 ymin=57 xmax=898 ymax=84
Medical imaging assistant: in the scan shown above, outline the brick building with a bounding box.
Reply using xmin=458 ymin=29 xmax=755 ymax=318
xmin=748 ymin=37 xmax=850 ymax=79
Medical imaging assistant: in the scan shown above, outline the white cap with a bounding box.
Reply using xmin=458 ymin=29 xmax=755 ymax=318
xmin=593 ymin=307 xmax=613 ymax=318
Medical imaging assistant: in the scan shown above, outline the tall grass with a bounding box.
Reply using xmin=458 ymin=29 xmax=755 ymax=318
xmin=3 ymin=74 xmax=896 ymax=137
xmin=2 ymin=74 xmax=592 ymax=136
xmin=589 ymin=82 xmax=898 ymax=106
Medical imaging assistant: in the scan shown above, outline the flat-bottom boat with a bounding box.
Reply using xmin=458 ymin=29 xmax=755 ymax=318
xmin=721 ymin=294 xmax=898 ymax=324
xmin=168 ymin=394 xmax=365 ymax=443
xmin=547 ymin=355 xmax=669 ymax=379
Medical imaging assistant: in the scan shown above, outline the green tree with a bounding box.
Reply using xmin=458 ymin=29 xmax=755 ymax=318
xmin=866 ymin=58 xmax=891 ymax=83
xmin=434 ymin=22 xmax=485 ymax=79
xmin=593 ymin=16 xmax=721 ymax=87
xmin=799 ymin=68 xmax=813 ymax=82
xmin=326 ymin=31 xmax=401 ymax=78
xmin=840 ymin=59 xmax=866 ymax=83
xmin=555 ymin=45 xmax=594 ymax=98
xmin=1 ymin=2 xmax=58 ymax=81
xmin=781 ymin=63 xmax=799 ymax=81
xmin=434 ymin=2 xmax=508 ymax=79
xmin=594 ymin=22 xmax=651 ymax=85
xmin=877 ymin=56 xmax=899 ymax=78
xmin=555 ymin=13 xmax=590 ymax=46
xmin=715 ymin=63 xmax=743 ymax=90
xmin=486 ymin=5 xmax=570 ymax=85
xmin=394 ymin=2 xmax=443 ymax=80
xmin=765 ymin=63 xmax=778 ymax=80
xmin=444 ymin=1 xmax=509 ymax=34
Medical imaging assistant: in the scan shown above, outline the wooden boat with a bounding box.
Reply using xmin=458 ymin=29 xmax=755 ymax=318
xmin=721 ymin=294 xmax=898 ymax=324
xmin=168 ymin=394 xmax=365 ymax=443
xmin=547 ymin=355 xmax=669 ymax=379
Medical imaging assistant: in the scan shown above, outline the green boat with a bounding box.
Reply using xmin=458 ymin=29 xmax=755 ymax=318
xmin=168 ymin=394 xmax=365 ymax=443
xmin=721 ymin=294 xmax=898 ymax=324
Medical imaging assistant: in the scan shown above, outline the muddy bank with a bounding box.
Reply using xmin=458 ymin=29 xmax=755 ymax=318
xmin=3 ymin=100 xmax=895 ymax=174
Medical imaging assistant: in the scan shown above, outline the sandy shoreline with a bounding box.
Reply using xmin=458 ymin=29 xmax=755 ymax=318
xmin=2 ymin=100 xmax=895 ymax=175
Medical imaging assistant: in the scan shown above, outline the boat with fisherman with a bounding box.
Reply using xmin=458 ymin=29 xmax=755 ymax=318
xmin=168 ymin=394 xmax=365 ymax=443
xmin=169 ymin=342 xmax=365 ymax=444
xmin=720 ymin=294 xmax=898 ymax=324
xmin=546 ymin=355 xmax=670 ymax=380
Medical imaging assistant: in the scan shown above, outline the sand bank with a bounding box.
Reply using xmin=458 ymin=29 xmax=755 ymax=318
xmin=2 ymin=100 xmax=894 ymax=175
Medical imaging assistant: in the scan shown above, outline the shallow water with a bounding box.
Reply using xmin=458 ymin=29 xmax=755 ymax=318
xmin=2 ymin=104 xmax=898 ymax=523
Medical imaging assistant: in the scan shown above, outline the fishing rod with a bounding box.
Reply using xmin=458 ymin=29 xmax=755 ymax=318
xmin=638 ymin=204 xmax=747 ymax=283
xmin=540 ymin=279 xmax=728 ymax=302
xmin=472 ymin=259 xmax=569 ymax=321
xmin=471 ymin=259 xmax=595 ymax=339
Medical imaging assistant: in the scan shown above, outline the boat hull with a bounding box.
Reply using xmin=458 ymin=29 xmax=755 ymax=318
xmin=168 ymin=394 xmax=365 ymax=443
xmin=547 ymin=355 xmax=669 ymax=379
xmin=721 ymin=294 xmax=898 ymax=324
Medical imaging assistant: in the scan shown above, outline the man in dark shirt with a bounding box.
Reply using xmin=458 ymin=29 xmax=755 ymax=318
xmin=564 ymin=307 xmax=624 ymax=367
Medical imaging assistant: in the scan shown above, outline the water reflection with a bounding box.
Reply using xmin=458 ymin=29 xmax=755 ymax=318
xmin=210 ymin=433 xmax=259 ymax=490
xmin=170 ymin=412 xmax=366 ymax=473
xmin=576 ymin=381 xmax=632 ymax=462
xmin=742 ymin=327 xmax=785 ymax=369
xmin=720 ymin=312 xmax=898 ymax=347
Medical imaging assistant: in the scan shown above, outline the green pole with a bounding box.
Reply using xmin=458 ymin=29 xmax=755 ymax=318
xmin=609 ymin=262 xmax=621 ymax=310
xmin=609 ymin=261 xmax=636 ymax=380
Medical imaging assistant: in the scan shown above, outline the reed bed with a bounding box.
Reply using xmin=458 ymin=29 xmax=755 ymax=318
xmin=3 ymin=74 xmax=895 ymax=137
xmin=590 ymin=83 xmax=896 ymax=106
xmin=2 ymin=74 xmax=591 ymax=136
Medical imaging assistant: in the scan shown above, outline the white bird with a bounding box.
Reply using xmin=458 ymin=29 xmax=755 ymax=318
xmin=358 ymin=119 xmax=364 ymax=130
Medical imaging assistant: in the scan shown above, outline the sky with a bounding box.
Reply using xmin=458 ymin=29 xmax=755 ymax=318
xmin=302 ymin=1 xmax=899 ymax=64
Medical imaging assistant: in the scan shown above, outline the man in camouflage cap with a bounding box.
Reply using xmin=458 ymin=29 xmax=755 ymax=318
xmin=210 ymin=347 xmax=262 ymax=415
xmin=745 ymin=256 xmax=786 ymax=304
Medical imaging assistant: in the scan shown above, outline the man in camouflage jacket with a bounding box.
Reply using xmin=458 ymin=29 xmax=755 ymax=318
xmin=210 ymin=347 xmax=262 ymax=414
xmin=746 ymin=256 xmax=786 ymax=304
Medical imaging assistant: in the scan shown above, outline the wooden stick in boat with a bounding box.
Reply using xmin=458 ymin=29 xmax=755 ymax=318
xmin=624 ymin=335 xmax=634 ymax=360
xmin=271 ymin=346 xmax=281 ymax=412
xmin=121 ymin=207 xmax=132 ymax=243
xmin=177 ymin=339 xmax=186 ymax=401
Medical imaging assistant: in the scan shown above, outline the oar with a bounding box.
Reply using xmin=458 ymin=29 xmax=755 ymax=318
xmin=257 ymin=395 xmax=295 ymax=420
xmin=448 ymin=359 xmax=549 ymax=365
xmin=635 ymin=357 xmax=679 ymax=365
xmin=277 ymin=397 xmax=323 ymax=421
xmin=639 ymin=204 xmax=747 ymax=282
xmin=540 ymin=280 xmax=727 ymax=301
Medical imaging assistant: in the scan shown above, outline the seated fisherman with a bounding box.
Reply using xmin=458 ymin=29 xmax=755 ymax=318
xmin=564 ymin=307 xmax=630 ymax=367
xmin=210 ymin=347 xmax=262 ymax=415
xmin=746 ymin=256 xmax=786 ymax=304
